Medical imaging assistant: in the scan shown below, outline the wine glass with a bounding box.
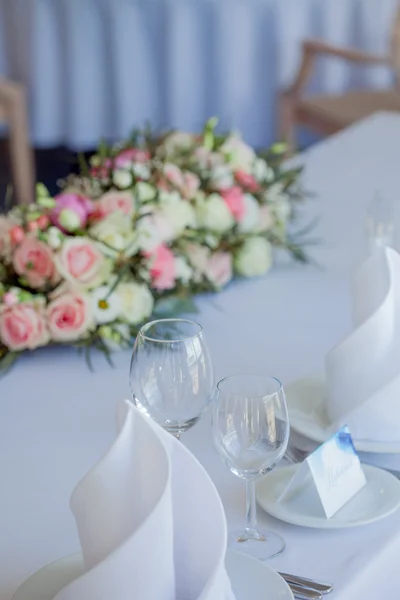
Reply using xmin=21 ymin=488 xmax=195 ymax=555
xmin=213 ymin=373 xmax=290 ymax=560
xmin=129 ymin=318 xmax=214 ymax=438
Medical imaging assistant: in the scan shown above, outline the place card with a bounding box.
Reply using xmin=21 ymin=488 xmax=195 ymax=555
xmin=279 ymin=426 xmax=367 ymax=518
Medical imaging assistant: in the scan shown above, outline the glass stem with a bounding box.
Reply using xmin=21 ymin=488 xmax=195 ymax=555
xmin=245 ymin=479 xmax=259 ymax=537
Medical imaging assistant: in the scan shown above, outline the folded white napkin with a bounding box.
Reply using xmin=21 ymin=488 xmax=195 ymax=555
xmin=54 ymin=400 xmax=234 ymax=600
xmin=326 ymin=247 xmax=400 ymax=443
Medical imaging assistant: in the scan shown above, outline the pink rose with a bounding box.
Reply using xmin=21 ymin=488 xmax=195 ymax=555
xmin=47 ymin=291 xmax=93 ymax=342
xmin=220 ymin=186 xmax=246 ymax=221
xmin=97 ymin=191 xmax=135 ymax=218
xmin=13 ymin=236 xmax=58 ymax=289
xmin=207 ymin=252 xmax=232 ymax=288
xmin=185 ymin=243 xmax=209 ymax=273
xmin=56 ymin=238 xmax=109 ymax=289
xmin=234 ymin=170 xmax=260 ymax=193
xmin=181 ymin=172 xmax=200 ymax=200
xmin=0 ymin=303 xmax=49 ymax=351
xmin=147 ymin=245 xmax=176 ymax=291
xmin=115 ymin=148 xmax=150 ymax=168
xmin=164 ymin=163 xmax=185 ymax=188
xmin=51 ymin=193 xmax=94 ymax=232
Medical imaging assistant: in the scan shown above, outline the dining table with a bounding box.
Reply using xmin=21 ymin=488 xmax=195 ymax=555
xmin=1 ymin=111 xmax=400 ymax=600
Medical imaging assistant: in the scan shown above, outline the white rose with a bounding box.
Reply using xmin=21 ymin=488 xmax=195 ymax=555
xmin=234 ymin=237 xmax=273 ymax=277
xmin=159 ymin=192 xmax=197 ymax=236
xmin=90 ymin=212 xmax=136 ymax=257
xmin=197 ymin=193 xmax=234 ymax=233
xmin=220 ymin=135 xmax=255 ymax=172
xmin=113 ymin=168 xmax=134 ymax=189
xmin=175 ymin=257 xmax=193 ymax=284
xmin=135 ymin=181 xmax=156 ymax=202
xmin=238 ymin=194 xmax=260 ymax=233
xmin=135 ymin=213 xmax=174 ymax=252
xmin=116 ymin=281 xmax=154 ymax=325
xmin=253 ymin=157 xmax=274 ymax=182
xmin=209 ymin=165 xmax=234 ymax=190
xmin=161 ymin=132 xmax=195 ymax=158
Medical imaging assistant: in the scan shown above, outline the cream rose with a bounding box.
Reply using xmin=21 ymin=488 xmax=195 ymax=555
xmin=220 ymin=135 xmax=256 ymax=172
xmin=159 ymin=192 xmax=197 ymax=236
xmin=197 ymin=193 xmax=234 ymax=233
xmin=0 ymin=302 xmax=49 ymax=350
xmin=234 ymin=237 xmax=273 ymax=277
xmin=90 ymin=212 xmax=136 ymax=257
xmin=135 ymin=212 xmax=175 ymax=252
xmin=238 ymin=194 xmax=260 ymax=233
xmin=116 ymin=281 xmax=154 ymax=325
xmin=47 ymin=291 xmax=93 ymax=342
xmin=56 ymin=237 xmax=111 ymax=289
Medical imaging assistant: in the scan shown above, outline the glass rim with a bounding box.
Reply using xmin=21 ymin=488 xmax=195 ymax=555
xmin=216 ymin=373 xmax=283 ymax=398
xmin=138 ymin=318 xmax=203 ymax=344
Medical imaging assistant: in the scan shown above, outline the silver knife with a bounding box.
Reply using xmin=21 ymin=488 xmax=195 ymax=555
xmin=288 ymin=583 xmax=323 ymax=600
xmin=280 ymin=572 xmax=333 ymax=595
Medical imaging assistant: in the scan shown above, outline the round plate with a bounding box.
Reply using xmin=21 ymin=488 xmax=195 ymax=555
xmin=286 ymin=375 xmax=400 ymax=454
xmin=13 ymin=549 xmax=293 ymax=600
xmin=256 ymin=464 xmax=400 ymax=529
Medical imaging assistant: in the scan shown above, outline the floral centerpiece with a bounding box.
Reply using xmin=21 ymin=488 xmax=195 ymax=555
xmin=0 ymin=118 xmax=309 ymax=372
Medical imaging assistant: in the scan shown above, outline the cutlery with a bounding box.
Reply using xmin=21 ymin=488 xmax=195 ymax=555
xmin=280 ymin=572 xmax=333 ymax=594
xmin=288 ymin=582 xmax=323 ymax=599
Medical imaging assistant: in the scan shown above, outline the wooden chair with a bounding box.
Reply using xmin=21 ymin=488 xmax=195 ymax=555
xmin=0 ymin=78 xmax=34 ymax=205
xmin=279 ymin=8 xmax=400 ymax=152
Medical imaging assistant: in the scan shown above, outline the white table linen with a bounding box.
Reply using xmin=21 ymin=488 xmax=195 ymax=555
xmin=2 ymin=112 xmax=400 ymax=599
xmin=326 ymin=247 xmax=400 ymax=443
xmin=0 ymin=0 xmax=398 ymax=149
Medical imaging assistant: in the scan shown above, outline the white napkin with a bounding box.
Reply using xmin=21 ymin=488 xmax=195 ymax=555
xmin=54 ymin=400 xmax=235 ymax=600
xmin=326 ymin=247 xmax=400 ymax=443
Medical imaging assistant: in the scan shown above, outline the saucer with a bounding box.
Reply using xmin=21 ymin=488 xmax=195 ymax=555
xmin=256 ymin=463 xmax=400 ymax=529
xmin=286 ymin=375 xmax=400 ymax=454
xmin=13 ymin=549 xmax=294 ymax=600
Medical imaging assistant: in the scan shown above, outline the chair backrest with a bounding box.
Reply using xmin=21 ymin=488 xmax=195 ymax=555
xmin=390 ymin=5 xmax=400 ymax=84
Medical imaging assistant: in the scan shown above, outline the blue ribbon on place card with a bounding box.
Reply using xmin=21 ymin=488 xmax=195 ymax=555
xmin=279 ymin=426 xmax=367 ymax=519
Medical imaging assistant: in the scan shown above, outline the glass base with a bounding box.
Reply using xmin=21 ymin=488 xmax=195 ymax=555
xmin=228 ymin=529 xmax=286 ymax=560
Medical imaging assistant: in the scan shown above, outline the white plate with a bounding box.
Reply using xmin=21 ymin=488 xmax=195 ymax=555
xmin=256 ymin=463 xmax=400 ymax=529
xmin=286 ymin=375 xmax=400 ymax=454
xmin=13 ymin=549 xmax=293 ymax=600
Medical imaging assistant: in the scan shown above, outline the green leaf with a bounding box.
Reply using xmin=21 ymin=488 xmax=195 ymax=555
xmin=0 ymin=351 xmax=18 ymax=377
xmin=153 ymin=295 xmax=198 ymax=318
xmin=78 ymin=153 xmax=90 ymax=178
xmin=98 ymin=138 xmax=109 ymax=159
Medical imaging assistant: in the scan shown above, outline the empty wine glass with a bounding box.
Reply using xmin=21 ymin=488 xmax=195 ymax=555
xmin=213 ymin=373 xmax=290 ymax=560
xmin=130 ymin=318 xmax=214 ymax=438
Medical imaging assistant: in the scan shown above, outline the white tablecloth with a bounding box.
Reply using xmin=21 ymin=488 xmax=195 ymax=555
xmin=0 ymin=0 xmax=398 ymax=149
xmin=2 ymin=112 xmax=400 ymax=599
